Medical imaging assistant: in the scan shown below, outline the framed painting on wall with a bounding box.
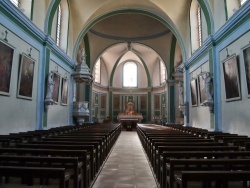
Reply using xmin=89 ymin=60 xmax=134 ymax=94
xmin=61 ymin=78 xmax=68 ymax=105
xmin=17 ymin=53 xmax=35 ymax=100
xmin=101 ymin=94 xmax=106 ymax=109
xmin=154 ymin=94 xmax=160 ymax=110
xmin=0 ymin=40 xmax=14 ymax=96
xmin=242 ymin=44 xmax=250 ymax=97
xmin=113 ymin=95 xmax=120 ymax=109
xmin=198 ymin=73 xmax=206 ymax=104
xmin=52 ymin=72 xmax=60 ymax=103
xmin=140 ymin=95 xmax=147 ymax=110
xmin=190 ymin=78 xmax=198 ymax=106
xmin=222 ymin=54 xmax=241 ymax=102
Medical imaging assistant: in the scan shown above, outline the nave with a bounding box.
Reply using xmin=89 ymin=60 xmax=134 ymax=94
xmin=92 ymin=131 xmax=157 ymax=188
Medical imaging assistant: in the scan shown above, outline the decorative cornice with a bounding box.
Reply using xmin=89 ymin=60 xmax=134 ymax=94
xmin=89 ymin=28 xmax=170 ymax=41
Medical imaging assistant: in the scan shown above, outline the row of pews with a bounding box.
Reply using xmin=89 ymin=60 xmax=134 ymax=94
xmin=0 ymin=123 xmax=121 ymax=188
xmin=137 ymin=124 xmax=250 ymax=188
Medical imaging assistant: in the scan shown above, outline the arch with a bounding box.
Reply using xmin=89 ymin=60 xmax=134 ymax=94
xmin=197 ymin=0 xmax=214 ymax=34
xmin=73 ymin=8 xmax=187 ymax=63
xmin=44 ymin=0 xmax=61 ymax=34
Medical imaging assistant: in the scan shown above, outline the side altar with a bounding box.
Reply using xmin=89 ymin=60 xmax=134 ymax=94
xmin=117 ymin=101 xmax=143 ymax=130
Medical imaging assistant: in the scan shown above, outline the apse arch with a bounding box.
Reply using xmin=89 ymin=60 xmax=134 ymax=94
xmin=73 ymin=8 xmax=187 ymax=63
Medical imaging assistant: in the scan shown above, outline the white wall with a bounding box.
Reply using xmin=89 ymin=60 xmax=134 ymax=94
xmin=0 ymin=25 xmax=40 ymax=134
xmin=189 ymin=60 xmax=211 ymax=130
xmin=219 ymin=30 xmax=250 ymax=136
xmin=47 ymin=60 xmax=71 ymax=128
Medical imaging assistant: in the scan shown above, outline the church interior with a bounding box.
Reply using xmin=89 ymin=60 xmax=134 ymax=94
xmin=1 ymin=0 xmax=250 ymax=187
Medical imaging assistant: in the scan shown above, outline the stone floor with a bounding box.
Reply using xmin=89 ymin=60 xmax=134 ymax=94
xmin=91 ymin=131 xmax=158 ymax=188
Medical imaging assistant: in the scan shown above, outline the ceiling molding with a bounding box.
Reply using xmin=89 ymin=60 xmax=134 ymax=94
xmin=89 ymin=28 xmax=171 ymax=41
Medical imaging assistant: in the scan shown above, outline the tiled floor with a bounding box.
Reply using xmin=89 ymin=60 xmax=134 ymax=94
xmin=92 ymin=131 xmax=158 ymax=188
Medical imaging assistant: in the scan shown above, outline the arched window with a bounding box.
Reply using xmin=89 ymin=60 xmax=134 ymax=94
xmin=10 ymin=0 xmax=19 ymax=7
xmin=239 ymin=0 xmax=248 ymax=6
xmin=197 ymin=5 xmax=202 ymax=47
xmin=94 ymin=59 xmax=101 ymax=84
xmin=123 ymin=61 xmax=137 ymax=87
xmin=56 ymin=4 xmax=62 ymax=46
xmin=190 ymin=0 xmax=202 ymax=53
xmin=160 ymin=60 xmax=166 ymax=85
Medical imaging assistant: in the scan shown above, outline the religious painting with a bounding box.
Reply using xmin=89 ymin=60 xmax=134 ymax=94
xmin=190 ymin=78 xmax=198 ymax=106
xmin=113 ymin=95 xmax=120 ymax=109
xmin=94 ymin=93 xmax=98 ymax=104
xmin=0 ymin=40 xmax=14 ymax=96
xmin=17 ymin=53 xmax=35 ymax=100
xmin=61 ymin=78 xmax=68 ymax=105
xmin=52 ymin=72 xmax=60 ymax=103
xmin=154 ymin=94 xmax=160 ymax=110
xmin=198 ymin=73 xmax=206 ymax=104
xmin=222 ymin=54 xmax=241 ymax=102
xmin=140 ymin=95 xmax=147 ymax=110
xmin=101 ymin=94 xmax=106 ymax=109
xmin=242 ymin=44 xmax=250 ymax=97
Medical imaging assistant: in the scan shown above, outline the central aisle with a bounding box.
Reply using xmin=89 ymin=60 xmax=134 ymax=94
xmin=92 ymin=131 xmax=157 ymax=188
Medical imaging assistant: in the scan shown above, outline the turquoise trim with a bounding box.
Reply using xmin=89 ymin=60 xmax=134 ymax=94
xmin=224 ymin=0 xmax=228 ymax=21
xmin=168 ymin=35 xmax=176 ymax=123
xmin=197 ymin=0 xmax=213 ymax=34
xmin=30 ymin=0 xmax=34 ymax=21
xmin=147 ymin=91 xmax=151 ymax=121
xmin=84 ymin=34 xmax=91 ymax=68
xmin=46 ymin=0 xmax=61 ymax=35
xmin=110 ymin=53 xmax=126 ymax=86
xmin=109 ymin=91 xmax=113 ymax=119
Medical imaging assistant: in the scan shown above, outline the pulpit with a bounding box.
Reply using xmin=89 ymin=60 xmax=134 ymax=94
xmin=117 ymin=101 xmax=143 ymax=130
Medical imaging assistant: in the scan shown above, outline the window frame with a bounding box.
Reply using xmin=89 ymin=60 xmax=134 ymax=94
xmin=56 ymin=4 xmax=62 ymax=46
xmin=122 ymin=60 xmax=138 ymax=88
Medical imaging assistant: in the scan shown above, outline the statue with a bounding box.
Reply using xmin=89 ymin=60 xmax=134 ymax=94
xmin=45 ymin=72 xmax=54 ymax=101
xmin=179 ymin=81 xmax=184 ymax=105
xmin=44 ymin=72 xmax=55 ymax=111
xmin=204 ymin=72 xmax=213 ymax=102
xmin=77 ymin=46 xmax=86 ymax=66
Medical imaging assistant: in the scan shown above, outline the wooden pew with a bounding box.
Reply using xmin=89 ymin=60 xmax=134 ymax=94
xmin=167 ymin=158 xmax=250 ymax=188
xmin=160 ymin=151 xmax=250 ymax=188
xmin=0 ymin=166 xmax=70 ymax=188
xmin=32 ymin=140 xmax=101 ymax=173
xmin=175 ymin=171 xmax=250 ymax=188
xmin=0 ymin=155 xmax=82 ymax=188
xmin=43 ymin=137 xmax=106 ymax=165
xmin=15 ymin=143 xmax=96 ymax=181
xmin=157 ymin=146 xmax=238 ymax=188
xmin=0 ymin=148 xmax=90 ymax=188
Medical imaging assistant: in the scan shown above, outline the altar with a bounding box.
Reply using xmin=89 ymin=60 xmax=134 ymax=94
xmin=117 ymin=101 xmax=143 ymax=131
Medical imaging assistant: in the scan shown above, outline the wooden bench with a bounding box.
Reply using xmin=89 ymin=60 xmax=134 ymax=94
xmin=0 ymin=155 xmax=82 ymax=188
xmin=167 ymin=158 xmax=250 ymax=188
xmin=0 ymin=148 xmax=90 ymax=188
xmin=0 ymin=166 xmax=70 ymax=188
xmin=160 ymin=150 xmax=250 ymax=188
xmin=157 ymin=146 xmax=238 ymax=188
xmin=32 ymin=140 xmax=101 ymax=173
xmin=16 ymin=143 xmax=96 ymax=181
xmin=175 ymin=171 xmax=250 ymax=188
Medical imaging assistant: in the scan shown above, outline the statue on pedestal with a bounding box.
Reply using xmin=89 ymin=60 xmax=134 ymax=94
xmin=44 ymin=72 xmax=55 ymax=111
